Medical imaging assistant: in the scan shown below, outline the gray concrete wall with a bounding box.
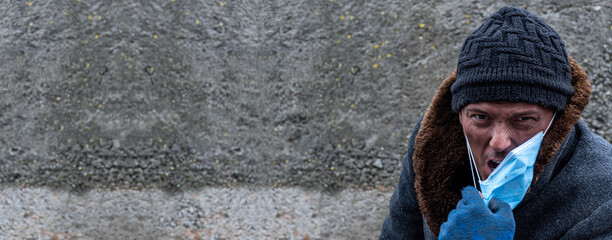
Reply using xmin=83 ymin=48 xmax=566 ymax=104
xmin=0 ymin=0 xmax=610 ymax=239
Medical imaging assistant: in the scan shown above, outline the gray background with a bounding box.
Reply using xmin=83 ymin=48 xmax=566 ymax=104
xmin=0 ymin=0 xmax=610 ymax=239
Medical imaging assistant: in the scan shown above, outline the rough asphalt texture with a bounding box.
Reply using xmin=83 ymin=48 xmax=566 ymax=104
xmin=0 ymin=0 xmax=610 ymax=239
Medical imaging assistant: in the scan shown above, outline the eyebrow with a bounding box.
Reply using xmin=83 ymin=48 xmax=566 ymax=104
xmin=512 ymin=111 xmax=540 ymax=116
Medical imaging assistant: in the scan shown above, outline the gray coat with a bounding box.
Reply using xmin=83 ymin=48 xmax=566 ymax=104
xmin=379 ymin=56 xmax=612 ymax=239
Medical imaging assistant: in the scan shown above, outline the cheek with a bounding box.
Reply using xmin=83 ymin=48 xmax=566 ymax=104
xmin=514 ymin=131 xmax=539 ymax=146
xmin=463 ymin=125 xmax=488 ymax=143
xmin=463 ymin=126 xmax=491 ymax=155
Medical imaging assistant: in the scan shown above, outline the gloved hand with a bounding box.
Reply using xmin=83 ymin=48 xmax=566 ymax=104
xmin=438 ymin=186 xmax=515 ymax=240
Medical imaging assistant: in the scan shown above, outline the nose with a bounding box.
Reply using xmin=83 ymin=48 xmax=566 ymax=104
xmin=489 ymin=124 xmax=511 ymax=152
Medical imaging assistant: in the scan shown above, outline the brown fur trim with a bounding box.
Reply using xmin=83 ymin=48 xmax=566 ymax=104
xmin=412 ymin=56 xmax=591 ymax=235
xmin=413 ymin=69 xmax=467 ymax=235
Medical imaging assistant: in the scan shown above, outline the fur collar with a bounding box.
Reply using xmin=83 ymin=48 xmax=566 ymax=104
xmin=412 ymin=56 xmax=591 ymax=235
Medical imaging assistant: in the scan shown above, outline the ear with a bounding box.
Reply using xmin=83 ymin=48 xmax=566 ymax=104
xmin=458 ymin=109 xmax=464 ymax=125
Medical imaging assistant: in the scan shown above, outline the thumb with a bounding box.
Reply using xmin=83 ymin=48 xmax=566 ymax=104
xmin=488 ymin=198 xmax=514 ymax=219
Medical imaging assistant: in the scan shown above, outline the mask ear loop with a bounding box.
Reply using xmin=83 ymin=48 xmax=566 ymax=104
xmin=464 ymin=134 xmax=482 ymax=191
xmin=543 ymin=112 xmax=556 ymax=136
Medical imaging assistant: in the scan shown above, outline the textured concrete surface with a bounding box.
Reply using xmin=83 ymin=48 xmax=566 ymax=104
xmin=0 ymin=0 xmax=610 ymax=191
xmin=0 ymin=186 xmax=392 ymax=239
xmin=0 ymin=0 xmax=610 ymax=239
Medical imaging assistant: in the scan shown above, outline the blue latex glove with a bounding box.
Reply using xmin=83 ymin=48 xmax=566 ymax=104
xmin=438 ymin=186 xmax=515 ymax=240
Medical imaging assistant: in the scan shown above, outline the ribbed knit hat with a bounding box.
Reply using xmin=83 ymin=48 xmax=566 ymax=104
xmin=451 ymin=6 xmax=574 ymax=112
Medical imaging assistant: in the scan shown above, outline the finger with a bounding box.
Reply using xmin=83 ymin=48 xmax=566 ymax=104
xmin=438 ymin=222 xmax=450 ymax=239
xmin=445 ymin=208 xmax=458 ymax=220
xmin=489 ymin=198 xmax=514 ymax=219
xmin=461 ymin=186 xmax=486 ymax=207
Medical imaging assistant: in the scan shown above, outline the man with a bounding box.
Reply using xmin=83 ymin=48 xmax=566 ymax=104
xmin=379 ymin=6 xmax=612 ymax=239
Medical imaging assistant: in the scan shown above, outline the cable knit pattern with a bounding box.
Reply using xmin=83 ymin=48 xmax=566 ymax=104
xmin=451 ymin=6 xmax=574 ymax=112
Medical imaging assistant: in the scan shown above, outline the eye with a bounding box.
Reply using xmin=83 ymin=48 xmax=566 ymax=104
xmin=516 ymin=116 xmax=536 ymax=122
xmin=513 ymin=116 xmax=538 ymax=129
xmin=472 ymin=114 xmax=487 ymax=120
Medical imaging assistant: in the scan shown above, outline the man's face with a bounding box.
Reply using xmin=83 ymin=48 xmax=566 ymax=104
xmin=458 ymin=102 xmax=555 ymax=180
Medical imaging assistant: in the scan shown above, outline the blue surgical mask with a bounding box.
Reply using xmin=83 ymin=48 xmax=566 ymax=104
xmin=465 ymin=113 xmax=555 ymax=209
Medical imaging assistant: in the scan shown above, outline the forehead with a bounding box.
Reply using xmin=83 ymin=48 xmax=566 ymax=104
xmin=462 ymin=102 xmax=551 ymax=115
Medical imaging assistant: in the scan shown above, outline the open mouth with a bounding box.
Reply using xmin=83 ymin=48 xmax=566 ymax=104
xmin=488 ymin=160 xmax=502 ymax=172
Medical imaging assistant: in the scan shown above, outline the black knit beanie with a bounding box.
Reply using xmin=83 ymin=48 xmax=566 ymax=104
xmin=451 ymin=6 xmax=574 ymax=112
